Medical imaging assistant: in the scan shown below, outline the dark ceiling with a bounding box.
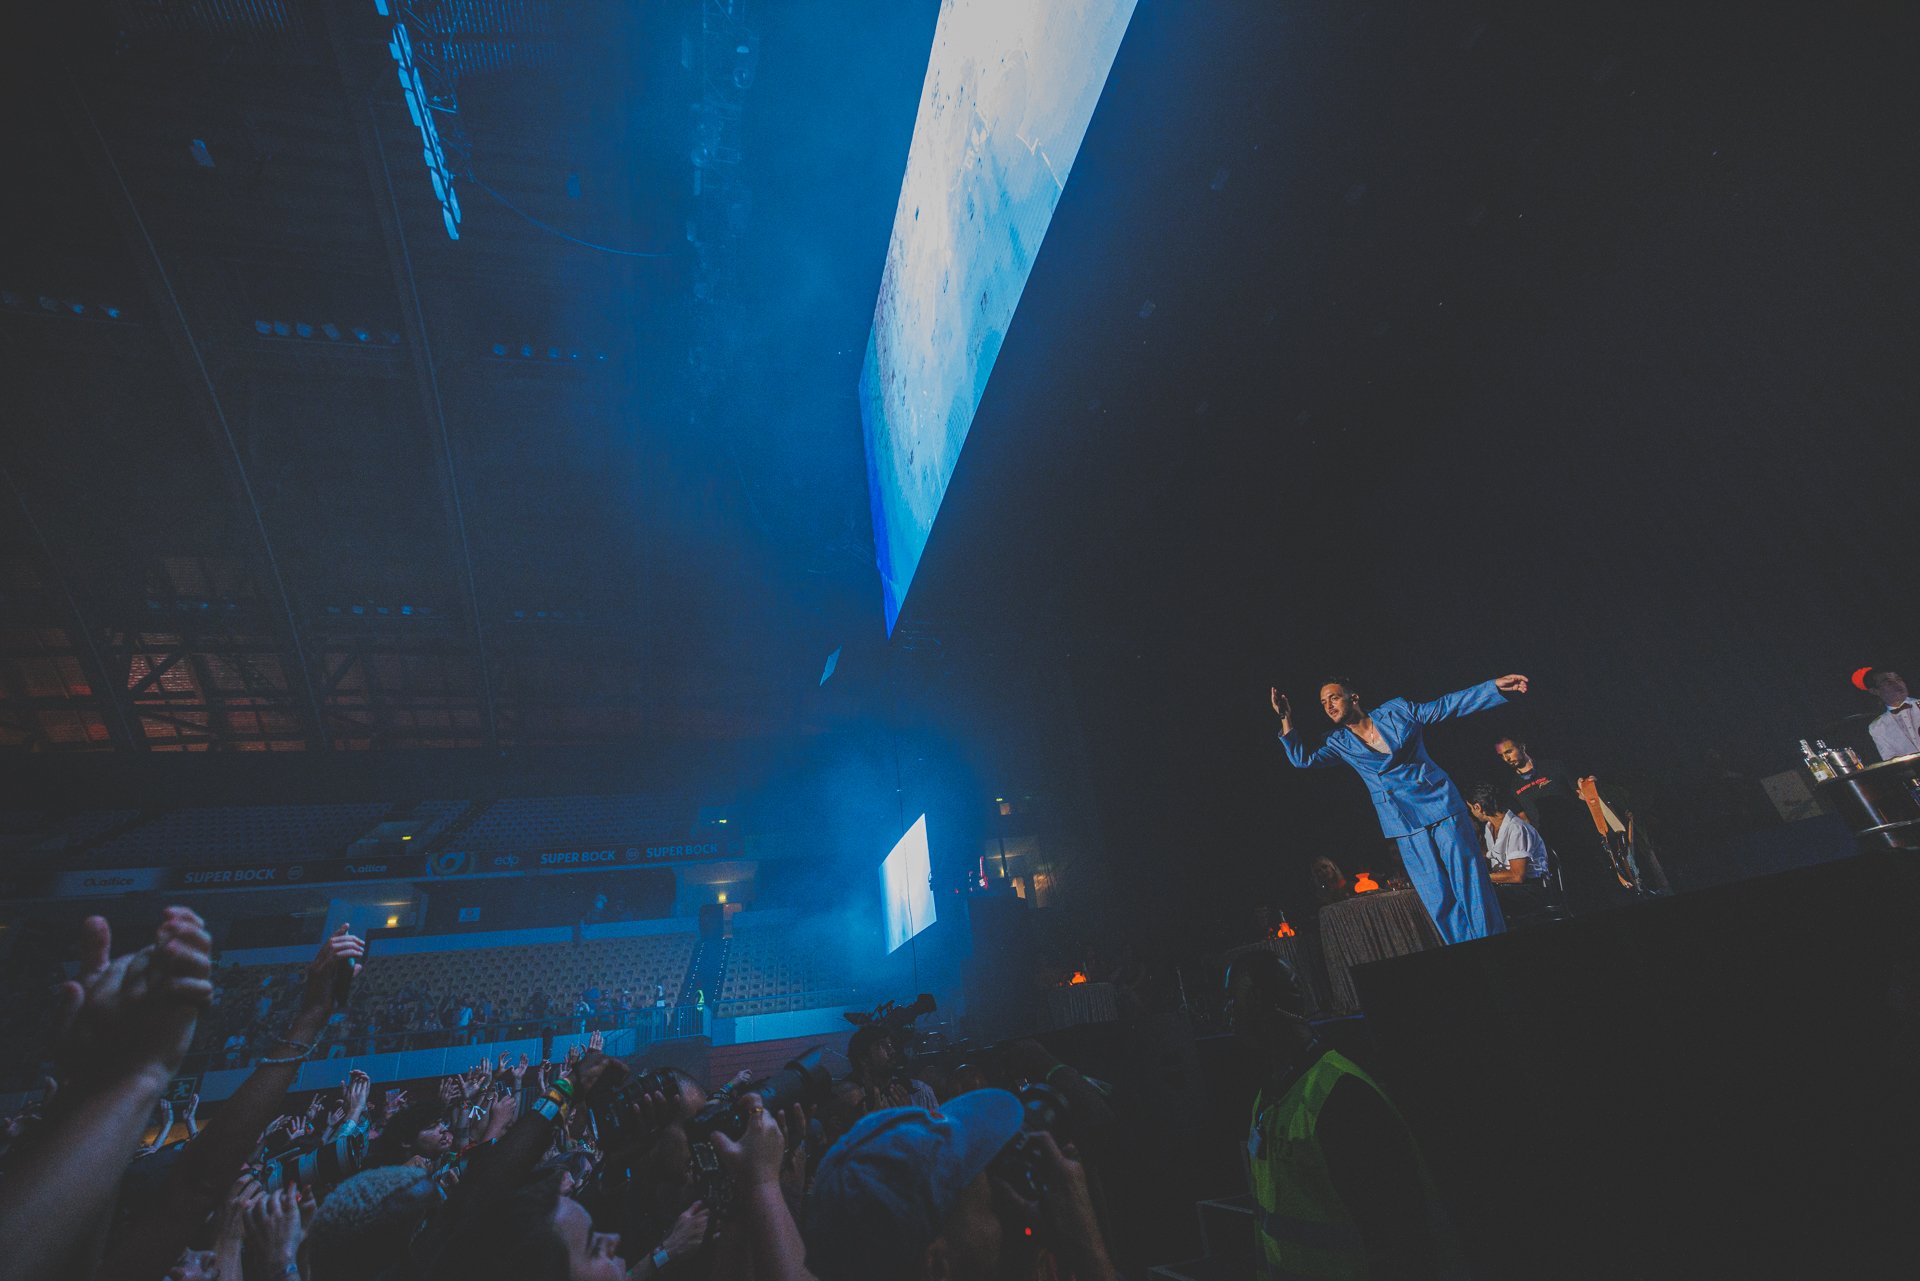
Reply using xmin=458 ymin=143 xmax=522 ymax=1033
xmin=2 ymin=0 xmax=1916 ymax=940
xmin=1 ymin=0 xmax=934 ymax=754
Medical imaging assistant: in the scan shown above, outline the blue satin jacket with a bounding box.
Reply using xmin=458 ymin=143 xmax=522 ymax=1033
xmin=1279 ymin=680 xmax=1508 ymax=838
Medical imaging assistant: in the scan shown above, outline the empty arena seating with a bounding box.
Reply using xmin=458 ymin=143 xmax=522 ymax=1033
xmin=714 ymin=930 xmax=850 ymax=1018
xmin=0 ymin=809 xmax=138 ymax=857
xmin=351 ymin=932 xmax=696 ymax=1013
xmin=450 ymin=793 xmax=690 ymax=855
xmin=187 ymin=930 xmax=698 ymax=1066
xmin=406 ymin=799 xmax=471 ymax=845
xmin=82 ymin=803 xmax=392 ymax=868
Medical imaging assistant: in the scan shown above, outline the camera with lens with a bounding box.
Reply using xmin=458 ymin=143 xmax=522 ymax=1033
xmin=260 ymin=1128 xmax=367 ymax=1192
xmin=989 ymin=1082 xmax=1069 ymax=1203
xmin=584 ymin=1061 xmax=682 ymax=1153
xmin=687 ymin=1047 xmax=837 ymax=1142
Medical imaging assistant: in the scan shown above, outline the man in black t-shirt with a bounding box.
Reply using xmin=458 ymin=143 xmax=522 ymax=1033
xmin=1494 ymin=736 xmax=1631 ymax=909
xmin=1494 ymin=736 xmax=1575 ymax=827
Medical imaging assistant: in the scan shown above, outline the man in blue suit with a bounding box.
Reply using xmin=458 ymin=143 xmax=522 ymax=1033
xmin=1271 ymin=674 xmax=1531 ymax=943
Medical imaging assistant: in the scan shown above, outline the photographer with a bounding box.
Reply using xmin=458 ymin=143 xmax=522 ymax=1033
xmin=803 ymin=1091 xmax=1117 ymax=1281
xmin=847 ymin=1025 xmax=937 ymax=1114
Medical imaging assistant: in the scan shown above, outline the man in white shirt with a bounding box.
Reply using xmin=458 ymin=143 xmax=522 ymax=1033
xmin=1856 ymin=667 xmax=1920 ymax=761
xmin=1467 ymin=783 xmax=1551 ymax=918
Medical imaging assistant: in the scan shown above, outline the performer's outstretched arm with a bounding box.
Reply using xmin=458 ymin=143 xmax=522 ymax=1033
xmin=1408 ymin=674 xmax=1528 ymax=725
xmin=1271 ymin=688 xmax=1340 ymax=769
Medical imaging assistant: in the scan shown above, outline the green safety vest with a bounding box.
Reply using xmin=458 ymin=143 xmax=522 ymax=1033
xmin=1246 ymin=1049 xmax=1467 ymax=1281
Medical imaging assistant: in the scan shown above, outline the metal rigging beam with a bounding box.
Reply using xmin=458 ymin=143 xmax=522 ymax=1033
xmin=1 ymin=465 xmax=142 ymax=752
xmin=68 ymin=87 xmax=332 ymax=752
xmin=315 ymin=0 xmax=501 ymax=753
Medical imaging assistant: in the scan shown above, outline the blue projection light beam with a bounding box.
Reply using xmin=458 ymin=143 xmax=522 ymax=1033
xmin=861 ymin=0 xmax=1139 ymax=634
xmin=880 ymin=814 xmax=936 ymax=954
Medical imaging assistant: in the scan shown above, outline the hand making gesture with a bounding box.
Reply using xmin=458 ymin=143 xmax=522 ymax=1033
xmin=1269 ymin=687 xmax=1292 ymax=736
xmin=53 ymin=907 xmax=214 ymax=1090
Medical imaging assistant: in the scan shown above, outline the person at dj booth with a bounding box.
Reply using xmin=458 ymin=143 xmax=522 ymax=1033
xmin=1855 ymin=666 xmax=1920 ymax=760
xmin=1466 ymin=782 xmax=1551 ymax=919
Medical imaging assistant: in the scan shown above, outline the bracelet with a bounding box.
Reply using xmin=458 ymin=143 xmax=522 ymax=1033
xmin=271 ymin=1037 xmax=315 ymax=1054
xmin=257 ymin=1049 xmax=310 ymax=1067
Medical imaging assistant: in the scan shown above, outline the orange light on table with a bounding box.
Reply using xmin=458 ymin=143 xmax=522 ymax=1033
xmin=1272 ymin=921 xmax=1297 ymax=938
xmin=1067 ymin=970 xmax=1089 ymax=985
xmin=1353 ymin=871 xmax=1380 ymax=893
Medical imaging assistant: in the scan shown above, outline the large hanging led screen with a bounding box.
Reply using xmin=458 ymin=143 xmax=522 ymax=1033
xmin=880 ymin=814 xmax=936 ymax=954
xmin=861 ymin=0 xmax=1139 ymax=633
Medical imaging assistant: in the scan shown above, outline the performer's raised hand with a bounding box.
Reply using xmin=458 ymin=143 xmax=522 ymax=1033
xmin=1269 ymin=687 xmax=1292 ymax=734
xmin=1493 ymin=674 xmax=1530 ymax=695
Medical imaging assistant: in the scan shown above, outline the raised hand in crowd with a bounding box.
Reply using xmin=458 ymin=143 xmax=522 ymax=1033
xmin=244 ymin=1185 xmax=307 ymax=1280
xmin=0 ymin=907 xmax=213 ymax=1281
xmin=210 ymin=1170 xmax=261 ymax=1281
xmin=439 ymin=1075 xmax=462 ymax=1106
xmin=98 ymin=922 xmax=364 ymax=1281
xmin=480 ymin=1087 xmax=519 ymax=1143
xmin=637 ymin=1200 xmax=710 ymax=1279
xmin=343 ymin=1069 xmax=372 ymax=1126
xmin=139 ymin=1098 xmax=175 ymax=1156
xmin=588 ymin=1028 xmax=604 ymax=1051
xmin=459 ymin=1064 xmax=487 ymax=1100
xmin=181 ymin=1091 xmax=200 ymax=1138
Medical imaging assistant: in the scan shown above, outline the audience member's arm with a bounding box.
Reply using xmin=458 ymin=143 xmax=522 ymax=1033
xmin=98 ymin=924 xmax=363 ymax=1281
xmin=477 ymin=1088 xmax=518 ymax=1144
xmin=149 ymin=1098 xmax=175 ymax=1151
xmin=181 ymin=1092 xmax=200 ymax=1139
xmin=626 ymin=1202 xmax=710 ymax=1281
xmin=0 ymin=908 xmax=213 ymax=1281
xmin=243 ymin=1185 xmax=307 ymax=1281
xmin=209 ymin=1173 xmax=260 ymax=1281
xmin=710 ymin=1094 xmax=815 ymax=1281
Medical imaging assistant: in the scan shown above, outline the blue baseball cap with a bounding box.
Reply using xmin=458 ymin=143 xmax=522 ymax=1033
xmin=804 ymin=1089 xmax=1023 ymax=1281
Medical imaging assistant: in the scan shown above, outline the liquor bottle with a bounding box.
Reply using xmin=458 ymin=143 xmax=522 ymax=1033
xmin=1816 ymin=740 xmax=1851 ymax=776
xmin=1802 ymin=740 xmax=1834 ymax=782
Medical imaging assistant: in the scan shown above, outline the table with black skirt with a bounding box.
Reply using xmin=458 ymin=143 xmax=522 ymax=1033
xmin=1315 ymin=888 xmax=1443 ymax=1014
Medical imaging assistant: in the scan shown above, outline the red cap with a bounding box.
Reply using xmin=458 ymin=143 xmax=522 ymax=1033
xmin=1852 ymin=667 xmax=1876 ymax=692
